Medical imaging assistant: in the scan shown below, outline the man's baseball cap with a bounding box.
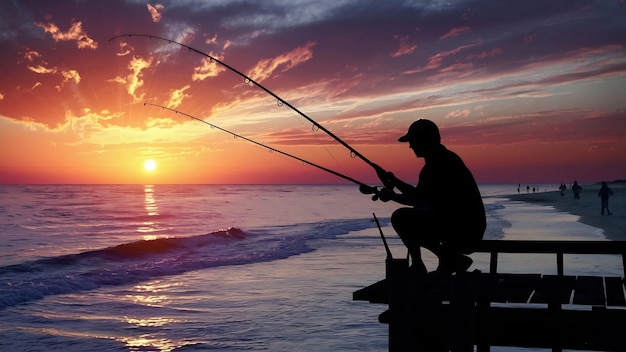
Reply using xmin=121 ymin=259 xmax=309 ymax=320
xmin=398 ymin=119 xmax=441 ymax=144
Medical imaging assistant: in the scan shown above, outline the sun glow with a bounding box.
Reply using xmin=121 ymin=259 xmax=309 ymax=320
xmin=144 ymin=159 xmax=156 ymax=172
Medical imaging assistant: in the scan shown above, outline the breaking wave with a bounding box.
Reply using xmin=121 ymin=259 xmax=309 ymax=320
xmin=0 ymin=217 xmax=381 ymax=309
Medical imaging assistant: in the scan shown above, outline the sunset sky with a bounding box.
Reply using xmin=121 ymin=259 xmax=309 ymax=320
xmin=1 ymin=0 xmax=625 ymax=185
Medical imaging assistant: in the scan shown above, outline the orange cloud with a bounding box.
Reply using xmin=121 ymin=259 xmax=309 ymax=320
xmin=247 ymin=41 xmax=316 ymax=82
xmin=110 ymin=55 xmax=154 ymax=102
xmin=192 ymin=55 xmax=226 ymax=81
xmin=147 ymin=4 xmax=165 ymax=22
xmin=35 ymin=20 xmax=98 ymax=50
xmin=27 ymin=64 xmax=57 ymax=74
xmin=116 ymin=41 xmax=133 ymax=57
xmin=167 ymin=85 xmax=191 ymax=108
xmin=56 ymin=69 xmax=81 ymax=91
xmin=22 ymin=50 xmax=41 ymax=62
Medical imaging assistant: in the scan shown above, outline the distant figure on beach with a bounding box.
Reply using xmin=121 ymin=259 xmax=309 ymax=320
xmin=572 ymin=181 xmax=582 ymax=200
xmin=559 ymin=183 xmax=566 ymax=196
xmin=372 ymin=119 xmax=486 ymax=275
xmin=598 ymin=182 xmax=613 ymax=215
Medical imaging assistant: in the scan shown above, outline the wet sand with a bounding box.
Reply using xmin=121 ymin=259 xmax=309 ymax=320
xmin=508 ymin=182 xmax=626 ymax=240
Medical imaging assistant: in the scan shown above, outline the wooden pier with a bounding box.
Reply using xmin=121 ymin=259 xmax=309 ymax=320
xmin=353 ymin=240 xmax=626 ymax=351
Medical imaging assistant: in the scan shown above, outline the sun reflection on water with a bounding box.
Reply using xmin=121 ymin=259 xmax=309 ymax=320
xmin=118 ymin=335 xmax=196 ymax=352
xmin=124 ymin=316 xmax=174 ymax=327
xmin=126 ymin=280 xmax=178 ymax=306
xmin=144 ymin=185 xmax=159 ymax=216
xmin=119 ymin=280 xmax=193 ymax=351
xmin=138 ymin=185 xmax=160 ymax=236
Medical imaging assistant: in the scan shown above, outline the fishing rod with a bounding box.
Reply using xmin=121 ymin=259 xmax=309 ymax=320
xmin=372 ymin=213 xmax=392 ymax=260
xmin=143 ymin=102 xmax=378 ymax=193
xmin=109 ymin=34 xmax=381 ymax=174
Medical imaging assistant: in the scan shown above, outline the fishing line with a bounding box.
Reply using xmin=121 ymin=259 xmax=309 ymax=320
xmin=143 ymin=103 xmax=377 ymax=192
xmin=109 ymin=34 xmax=379 ymax=171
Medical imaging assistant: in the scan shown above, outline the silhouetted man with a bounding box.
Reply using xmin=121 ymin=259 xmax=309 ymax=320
xmin=374 ymin=119 xmax=486 ymax=274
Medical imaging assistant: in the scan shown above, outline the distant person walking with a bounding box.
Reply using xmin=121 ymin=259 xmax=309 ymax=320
xmin=598 ymin=182 xmax=613 ymax=215
xmin=572 ymin=181 xmax=582 ymax=200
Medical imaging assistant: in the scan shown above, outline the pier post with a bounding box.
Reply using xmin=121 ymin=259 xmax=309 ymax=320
xmin=385 ymin=257 xmax=411 ymax=352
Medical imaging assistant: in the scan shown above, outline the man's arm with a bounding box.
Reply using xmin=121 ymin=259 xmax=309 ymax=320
xmin=373 ymin=164 xmax=416 ymax=205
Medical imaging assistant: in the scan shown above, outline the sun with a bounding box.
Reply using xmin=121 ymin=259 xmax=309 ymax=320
xmin=144 ymin=159 xmax=157 ymax=172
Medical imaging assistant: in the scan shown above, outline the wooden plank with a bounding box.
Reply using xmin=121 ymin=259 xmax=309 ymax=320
xmin=573 ymin=276 xmax=605 ymax=305
xmin=605 ymin=277 xmax=626 ymax=306
xmin=353 ymin=279 xmax=387 ymax=303
xmin=530 ymin=275 xmax=574 ymax=305
xmin=493 ymin=274 xmax=541 ymax=303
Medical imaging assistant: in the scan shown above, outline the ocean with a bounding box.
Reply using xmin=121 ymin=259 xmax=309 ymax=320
xmin=0 ymin=184 xmax=621 ymax=351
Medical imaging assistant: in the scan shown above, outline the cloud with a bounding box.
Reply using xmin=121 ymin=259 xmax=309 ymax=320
xmin=35 ymin=20 xmax=98 ymax=50
xmin=110 ymin=55 xmax=154 ymax=102
xmin=192 ymin=55 xmax=226 ymax=81
xmin=205 ymin=33 xmax=218 ymax=45
xmin=247 ymin=41 xmax=316 ymax=82
xmin=22 ymin=50 xmax=41 ymax=62
xmin=116 ymin=41 xmax=133 ymax=57
xmin=56 ymin=69 xmax=81 ymax=91
xmin=390 ymin=35 xmax=417 ymax=58
xmin=63 ymin=108 xmax=118 ymax=140
xmin=55 ymin=108 xmax=207 ymax=148
xmin=147 ymin=3 xmax=165 ymax=23
xmin=466 ymin=48 xmax=503 ymax=60
xmin=167 ymin=85 xmax=191 ymax=108
xmin=152 ymin=24 xmax=197 ymax=62
xmin=27 ymin=64 xmax=57 ymax=74
xmin=445 ymin=109 xmax=471 ymax=119
xmin=403 ymin=41 xmax=480 ymax=74
xmin=440 ymin=26 xmax=471 ymax=39
xmin=21 ymin=48 xmax=56 ymax=74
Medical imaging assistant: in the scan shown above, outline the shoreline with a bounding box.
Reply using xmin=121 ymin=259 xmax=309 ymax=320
xmin=507 ymin=182 xmax=626 ymax=241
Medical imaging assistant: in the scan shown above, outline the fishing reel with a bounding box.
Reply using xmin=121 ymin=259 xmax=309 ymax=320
xmin=359 ymin=185 xmax=393 ymax=202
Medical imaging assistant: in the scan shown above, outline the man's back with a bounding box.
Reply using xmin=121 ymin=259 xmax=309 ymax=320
xmin=416 ymin=145 xmax=486 ymax=236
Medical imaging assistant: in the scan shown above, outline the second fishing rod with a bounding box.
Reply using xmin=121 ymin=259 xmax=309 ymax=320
xmin=144 ymin=103 xmax=380 ymax=195
xmin=110 ymin=34 xmax=392 ymax=193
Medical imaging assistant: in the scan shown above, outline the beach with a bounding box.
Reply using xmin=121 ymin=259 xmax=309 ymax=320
xmin=509 ymin=181 xmax=626 ymax=240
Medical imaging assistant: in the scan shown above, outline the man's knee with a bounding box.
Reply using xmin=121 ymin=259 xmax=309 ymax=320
xmin=390 ymin=207 xmax=413 ymax=225
xmin=391 ymin=207 xmax=426 ymax=235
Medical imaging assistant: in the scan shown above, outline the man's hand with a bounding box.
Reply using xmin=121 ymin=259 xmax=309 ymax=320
xmin=377 ymin=187 xmax=395 ymax=202
xmin=373 ymin=164 xmax=395 ymax=188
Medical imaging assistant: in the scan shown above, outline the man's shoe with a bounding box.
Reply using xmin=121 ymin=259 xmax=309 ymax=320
xmin=409 ymin=262 xmax=427 ymax=276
